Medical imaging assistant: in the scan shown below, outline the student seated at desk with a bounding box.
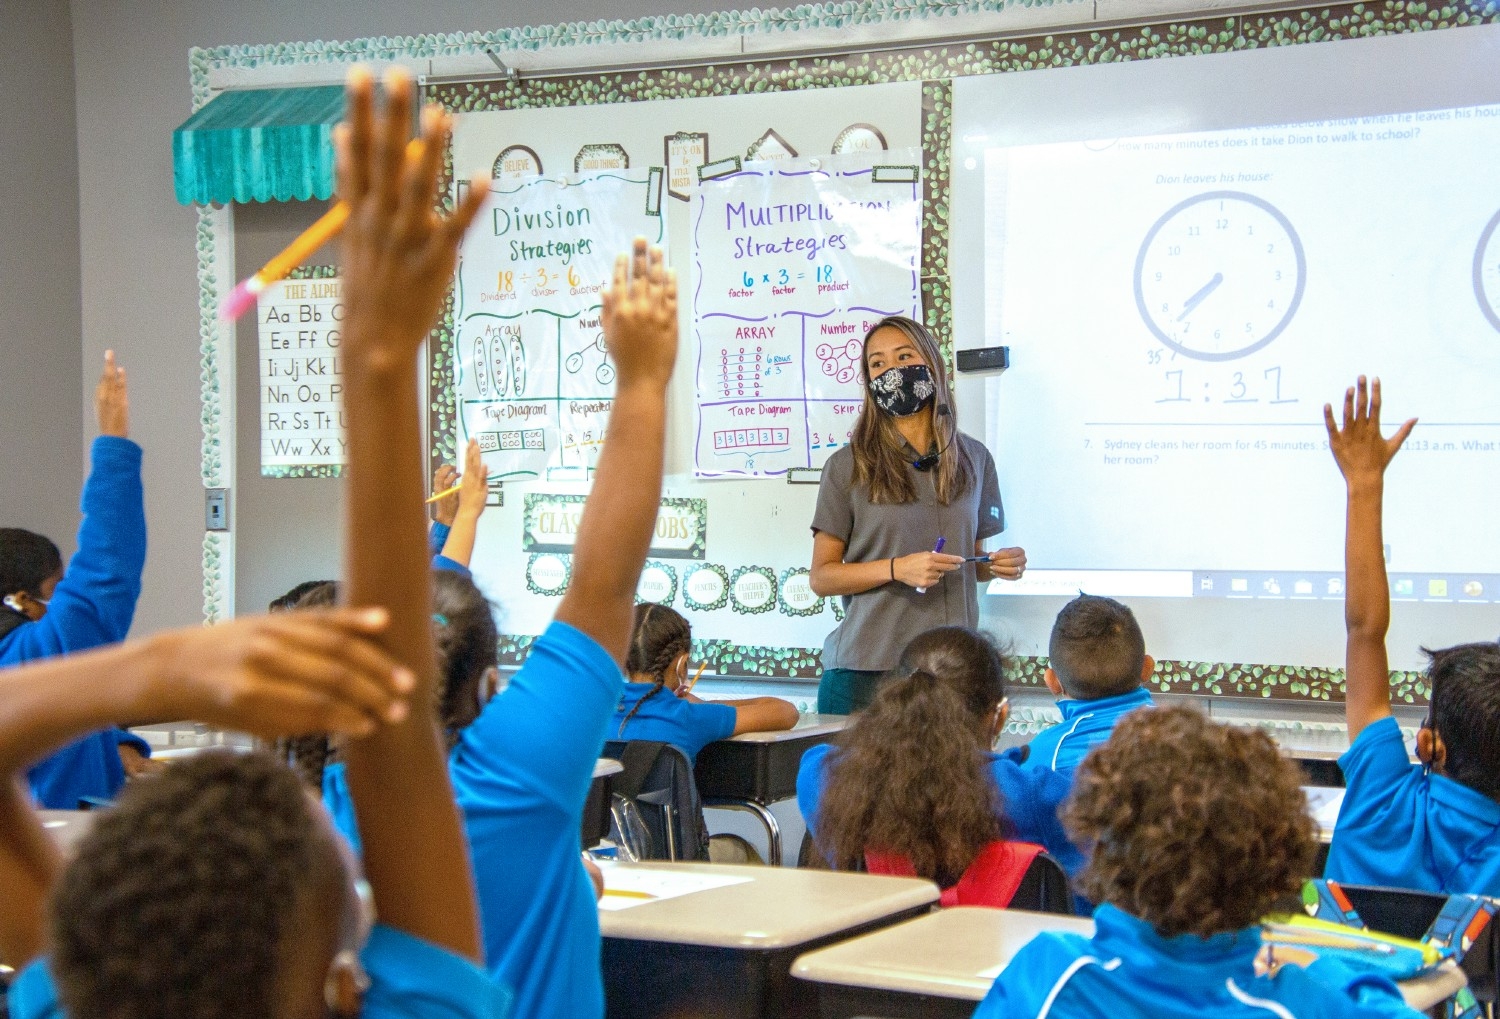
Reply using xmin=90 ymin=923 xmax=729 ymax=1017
xmin=798 ymin=626 xmax=1083 ymax=902
xmin=1323 ymin=376 xmax=1500 ymax=896
xmin=973 ymin=705 xmax=1423 ymax=1019
xmin=1019 ymin=593 xmax=1154 ymax=775
xmin=612 ymin=602 xmax=799 ymax=762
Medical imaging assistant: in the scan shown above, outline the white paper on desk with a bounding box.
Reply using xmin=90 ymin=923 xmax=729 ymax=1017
xmin=976 ymin=963 xmax=1006 ymax=980
xmin=597 ymin=865 xmax=753 ymax=911
xmin=1303 ymin=786 xmax=1346 ymax=833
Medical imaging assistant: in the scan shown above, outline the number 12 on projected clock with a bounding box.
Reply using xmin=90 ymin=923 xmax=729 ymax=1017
xmin=1134 ymin=191 xmax=1307 ymax=362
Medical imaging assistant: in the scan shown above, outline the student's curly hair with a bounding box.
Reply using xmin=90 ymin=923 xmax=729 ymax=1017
xmin=618 ymin=603 xmax=691 ymax=737
xmin=48 ymin=751 xmax=340 ymax=1019
xmin=814 ymin=627 xmax=1009 ymax=885
xmin=1065 ymin=704 xmax=1316 ymax=938
xmin=1423 ymin=642 xmax=1500 ymax=800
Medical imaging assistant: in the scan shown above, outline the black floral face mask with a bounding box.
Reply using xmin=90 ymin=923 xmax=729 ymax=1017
xmin=869 ymin=363 xmax=936 ymax=417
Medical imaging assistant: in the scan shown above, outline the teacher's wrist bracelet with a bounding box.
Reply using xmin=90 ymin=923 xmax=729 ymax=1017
xmin=890 ymin=556 xmax=896 ymax=581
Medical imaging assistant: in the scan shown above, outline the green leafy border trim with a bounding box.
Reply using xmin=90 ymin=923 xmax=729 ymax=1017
xmin=525 ymin=552 xmax=573 ymax=596
xmin=682 ymin=562 xmax=731 ymax=611
xmin=636 ymin=560 xmax=681 ymax=606
xmin=261 ymin=265 xmax=345 ymax=479
xmin=729 ymin=565 xmax=779 ymax=615
xmin=190 ymin=0 xmax=1493 ymax=695
xmin=778 ymin=565 xmax=826 ymax=617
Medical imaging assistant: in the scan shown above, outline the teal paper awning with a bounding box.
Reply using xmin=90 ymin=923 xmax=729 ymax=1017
xmin=173 ymin=86 xmax=343 ymax=206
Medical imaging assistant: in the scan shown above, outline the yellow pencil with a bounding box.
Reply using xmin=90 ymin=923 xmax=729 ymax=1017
xmin=602 ymin=888 xmax=657 ymax=900
xmin=219 ymin=203 xmax=350 ymax=321
xmin=425 ymin=482 xmax=463 ymax=505
xmin=684 ymin=662 xmax=707 ymax=696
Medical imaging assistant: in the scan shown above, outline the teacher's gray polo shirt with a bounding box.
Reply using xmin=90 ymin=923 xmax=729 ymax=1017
xmin=812 ymin=433 xmax=1004 ymax=672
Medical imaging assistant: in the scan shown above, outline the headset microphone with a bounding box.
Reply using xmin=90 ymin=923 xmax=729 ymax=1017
xmin=911 ymin=403 xmax=952 ymax=472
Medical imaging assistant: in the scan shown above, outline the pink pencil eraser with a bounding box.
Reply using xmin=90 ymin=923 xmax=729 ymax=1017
xmin=218 ymin=279 xmax=259 ymax=322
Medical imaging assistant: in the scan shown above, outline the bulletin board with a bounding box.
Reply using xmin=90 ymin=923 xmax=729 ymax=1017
xmin=191 ymin=0 xmax=1500 ymax=703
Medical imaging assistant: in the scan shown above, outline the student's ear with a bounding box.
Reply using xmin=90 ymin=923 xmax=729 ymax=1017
xmin=1416 ymin=725 xmax=1447 ymax=772
xmin=1043 ymin=667 xmax=1063 ymax=697
xmin=666 ymin=651 xmax=690 ymax=691
xmin=990 ymin=697 xmax=1010 ymax=742
xmin=1140 ymin=654 xmax=1155 ymax=682
xmin=478 ymin=666 xmax=500 ymax=708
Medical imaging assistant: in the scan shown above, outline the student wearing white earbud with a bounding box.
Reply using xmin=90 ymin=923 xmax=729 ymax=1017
xmin=808 ymin=316 xmax=1025 ymax=715
xmin=0 ymin=351 xmax=153 ymax=806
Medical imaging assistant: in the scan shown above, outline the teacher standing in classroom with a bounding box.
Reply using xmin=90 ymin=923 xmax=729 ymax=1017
xmin=808 ymin=315 xmax=1025 ymax=714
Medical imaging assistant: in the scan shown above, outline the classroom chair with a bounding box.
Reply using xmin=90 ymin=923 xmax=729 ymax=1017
xmin=602 ymin=739 xmax=710 ymax=861
xmin=1340 ymin=883 xmax=1498 ymax=1015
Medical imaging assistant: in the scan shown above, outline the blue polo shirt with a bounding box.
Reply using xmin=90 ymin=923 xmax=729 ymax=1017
xmin=8 ymin=924 xmax=512 ymax=1019
xmin=610 ymin=682 xmax=736 ymax=763
xmin=796 ymin=741 xmax=1084 ymax=878
xmin=972 ymin=903 xmax=1421 ymax=1019
xmin=1326 ymin=715 xmax=1500 ymax=895
xmin=1022 ymin=687 xmax=1154 ymax=774
xmin=450 ymin=620 xmax=622 ymax=1019
xmin=0 ymin=437 xmax=151 ymax=808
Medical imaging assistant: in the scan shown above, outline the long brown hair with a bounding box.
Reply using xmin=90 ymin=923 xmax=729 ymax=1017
xmin=850 ymin=316 xmax=974 ymax=505
xmin=618 ymin=602 xmax=691 ymax=737
xmin=813 ymin=627 xmax=1008 ymax=884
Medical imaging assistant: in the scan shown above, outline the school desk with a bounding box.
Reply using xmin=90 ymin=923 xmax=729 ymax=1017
xmin=789 ymin=906 xmax=1468 ymax=1018
xmin=598 ymin=861 xmax=937 ymax=1019
xmin=790 ymin=905 xmax=1091 ymax=1018
xmin=694 ymin=713 xmax=846 ymax=864
xmin=583 ymin=757 xmax=625 ymax=850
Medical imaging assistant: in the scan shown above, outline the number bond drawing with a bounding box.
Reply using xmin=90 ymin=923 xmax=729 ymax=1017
xmin=453 ymin=170 xmax=665 ymax=480
xmin=691 ymin=152 xmax=924 ymax=477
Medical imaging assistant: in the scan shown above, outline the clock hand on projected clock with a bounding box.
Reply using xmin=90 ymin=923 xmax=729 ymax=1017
xmin=1177 ymin=272 xmax=1225 ymax=321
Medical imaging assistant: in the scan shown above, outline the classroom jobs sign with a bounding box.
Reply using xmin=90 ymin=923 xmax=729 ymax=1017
xmin=452 ymin=170 xmax=666 ymax=481
xmin=258 ymin=273 xmax=345 ymax=477
xmin=692 ymin=151 xmax=923 ymax=478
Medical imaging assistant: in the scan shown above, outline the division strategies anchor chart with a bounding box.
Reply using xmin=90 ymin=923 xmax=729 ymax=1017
xmin=692 ymin=151 xmax=923 ymax=477
xmin=453 ymin=169 xmax=665 ymax=479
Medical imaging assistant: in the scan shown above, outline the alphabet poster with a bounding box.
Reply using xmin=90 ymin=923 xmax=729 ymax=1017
xmin=453 ymin=170 xmax=666 ymax=480
xmin=691 ymin=151 xmax=923 ymax=477
xmin=258 ymin=269 xmax=345 ymax=477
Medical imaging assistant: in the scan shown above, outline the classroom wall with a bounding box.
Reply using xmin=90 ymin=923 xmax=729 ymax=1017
xmin=1 ymin=1 xmax=83 ymax=550
xmin=66 ymin=0 xmax=753 ymax=636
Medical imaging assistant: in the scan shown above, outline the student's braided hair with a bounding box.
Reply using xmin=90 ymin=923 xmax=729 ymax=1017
xmin=269 ymin=581 xmax=339 ymax=788
xmin=618 ymin=602 xmax=691 ymax=737
xmin=271 ymin=572 xmax=498 ymax=789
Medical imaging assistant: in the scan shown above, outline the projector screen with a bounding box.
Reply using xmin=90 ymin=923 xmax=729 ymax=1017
xmin=952 ymin=26 xmax=1500 ymax=669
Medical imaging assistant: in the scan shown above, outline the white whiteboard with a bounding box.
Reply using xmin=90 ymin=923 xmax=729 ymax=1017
xmin=446 ymin=81 xmax=924 ymax=655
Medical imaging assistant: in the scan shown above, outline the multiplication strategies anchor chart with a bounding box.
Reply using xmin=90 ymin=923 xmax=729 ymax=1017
xmin=453 ymin=169 xmax=665 ymax=479
xmin=691 ymin=151 xmax=923 ymax=477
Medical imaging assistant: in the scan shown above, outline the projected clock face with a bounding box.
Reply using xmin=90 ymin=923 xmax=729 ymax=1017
xmin=1473 ymin=208 xmax=1500 ymax=333
xmin=1134 ymin=191 xmax=1306 ymax=362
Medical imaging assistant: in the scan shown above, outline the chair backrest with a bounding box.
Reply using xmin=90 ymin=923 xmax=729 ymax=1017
xmin=1340 ymin=883 xmax=1499 ymax=1005
xmin=865 ymin=841 xmax=1070 ymax=913
xmin=602 ymin=739 xmax=710 ymax=862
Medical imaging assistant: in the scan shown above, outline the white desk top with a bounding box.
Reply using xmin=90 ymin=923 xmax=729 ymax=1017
xmin=38 ymin=809 xmax=97 ymax=855
xmin=792 ymin=906 xmax=1091 ymax=1000
xmin=598 ymin=861 xmax=937 ymax=949
xmin=1303 ymin=785 xmax=1345 ymax=844
xmin=791 ymin=906 xmax=1466 ymax=1011
xmin=718 ymin=713 xmax=847 ymax=744
xmin=593 ymin=757 xmax=624 ymax=779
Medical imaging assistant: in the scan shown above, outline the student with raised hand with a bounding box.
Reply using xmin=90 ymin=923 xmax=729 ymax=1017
xmin=613 ymin=602 xmax=799 ymax=761
xmin=973 ymin=705 xmax=1423 ymax=1019
xmin=798 ymin=626 xmax=1083 ymax=902
xmin=0 ymin=609 xmax=511 ymax=1019
xmin=434 ymin=439 xmax=490 ymax=575
xmin=441 ymin=236 xmax=676 ymax=1018
xmin=1021 ymin=594 xmax=1155 ymax=774
xmin=1 ymin=351 xmax=155 ymax=808
xmin=1323 ymin=377 xmax=1500 ymax=894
